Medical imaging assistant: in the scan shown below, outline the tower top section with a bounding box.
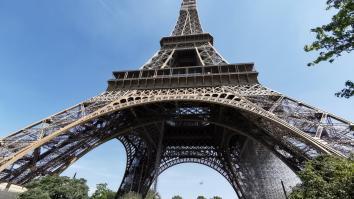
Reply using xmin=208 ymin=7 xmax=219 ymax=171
xmin=172 ymin=0 xmax=203 ymax=36
xmin=181 ymin=0 xmax=197 ymax=10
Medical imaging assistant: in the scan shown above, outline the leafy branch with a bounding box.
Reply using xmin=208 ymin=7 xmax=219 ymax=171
xmin=305 ymin=0 xmax=354 ymax=66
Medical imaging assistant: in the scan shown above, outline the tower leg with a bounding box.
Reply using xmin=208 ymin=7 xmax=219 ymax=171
xmin=220 ymin=132 xmax=248 ymax=199
xmin=116 ymin=135 xmax=156 ymax=198
xmin=221 ymin=150 xmax=247 ymax=199
xmin=238 ymin=140 xmax=300 ymax=199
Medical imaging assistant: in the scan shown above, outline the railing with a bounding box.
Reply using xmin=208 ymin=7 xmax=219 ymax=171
xmin=108 ymin=63 xmax=259 ymax=90
xmin=113 ymin=63 xmax=256 ymax=80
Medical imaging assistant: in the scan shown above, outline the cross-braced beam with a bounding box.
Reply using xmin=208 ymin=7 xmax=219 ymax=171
xmin=0 ymin=1 xmax=353 ymax=199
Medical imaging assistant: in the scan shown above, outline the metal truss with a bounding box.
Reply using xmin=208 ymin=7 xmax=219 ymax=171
xmin=0 ymin=85 xmax=352 ymax=184
xmin=141 ymin=42 xmax=227 ymax=69
xmin=172 ymin=0 xmax=203 ymax=36
xmin=0 ymin=0 xmax=353 ymax=199
xmin=141 ymin=0 xmax=226 ymax=69
xmin=141 ymin=49 xmax=174 ymax=70
xmin=116 ymin=134 xmax=156 ymax=196
xmin=197 ymin=43 xmax=228 ymax=65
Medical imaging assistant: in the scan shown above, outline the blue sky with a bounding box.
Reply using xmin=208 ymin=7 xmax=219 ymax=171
xmin=0 ymin=0 xmax=353 ymax=198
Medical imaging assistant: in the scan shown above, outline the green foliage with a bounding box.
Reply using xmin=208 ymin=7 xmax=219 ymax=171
xmin=335 ymin=80 xmax=354 ymax=98
xmin=120 ymin=192 xmax=142 ymax=199
xmin=17 ymin=188 xmax=50 ymax=199
xmin=305 ymin=0 xmax=354 ymax=98
xmin=305 ymin=0 xmax=354 ymax=66
xmin=145 ymin=190 xmax=160 ymax=199
xmin=17 ymin=175 xmax=89 ymax=199
xmin=196 ymin=196 xmax=206 ymax=199
xmin=119 ymin=190 xmax=159 ymax=199
xmin=289 ymin=155 xmax=354 ymax=199
xmin=172 ymin=196 xmax=183 ymax=199
xmin=211 ymin=197 xmax=222 ymax=199
xmin=90 ymin=183 xmax=116 ymax=199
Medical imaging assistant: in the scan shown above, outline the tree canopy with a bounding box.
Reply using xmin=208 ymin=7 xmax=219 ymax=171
xmin=17 ymin=175 xmax=89 ymax=199
xmin=91 ymin=183 xmax=116 ymax=199
xmin=335 ymin=80 xmax=354 ymax=98
xmin=305 ymin=0 xmax=353 ymax=98
xmin=305 ymin=0 xmax=353 ymax=66
xmin=289 ymin=155 xmax=354 ymax=199
xmin=145 ymin=190 xmax=160 ymax=199
xmin=17 ymin=188 xmax=51 ymax=199
xmin=120 ymin=192 xmax=142 ymax=199
xmin=119 ymin=190 xmax=159 ymax=199
xmin=171 ymin=196 xmax=183 ymax=199
xmin=17 ymin=176 xmax=164 ymax=199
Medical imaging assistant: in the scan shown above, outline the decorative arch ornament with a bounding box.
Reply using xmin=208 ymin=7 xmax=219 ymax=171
xmin=0 ymin=85 xmax=352 ymax=198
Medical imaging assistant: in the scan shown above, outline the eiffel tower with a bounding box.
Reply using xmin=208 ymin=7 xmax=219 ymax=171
xmin=0 ymin=0 xmax=353 ymax=198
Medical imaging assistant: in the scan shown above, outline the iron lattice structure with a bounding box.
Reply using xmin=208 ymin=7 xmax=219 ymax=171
xmin=0 ymin=0 xmax=353 ymax=198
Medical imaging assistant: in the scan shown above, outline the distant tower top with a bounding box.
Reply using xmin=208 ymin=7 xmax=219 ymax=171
xmin=172 ymin=0 xmax=203 ymax=35
xmin=181 ymin=0 xmax=197 ymax=10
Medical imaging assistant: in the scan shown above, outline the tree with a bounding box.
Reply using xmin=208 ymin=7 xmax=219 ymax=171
xmin=304 ymin=0 xmax=354 ymax=98
xmin=17 ymin=175 xmax=89 ymax=199
xmin=197 ymin=196 xmax=207 ymax=199
xmin=91 ymin=183 xmax=116 ymax=199
xmin=120 ymin=192 xmax=142 ymax=199
xmin=211 ymin=197 xmax=222 ymax=199
xmin=119 ymin=190 xmax=160 ymax=199
xmin=289 ymin=155 xmax=354 ymax=199
xmin=305 ymin=0 xmax=353 ymax=66
xmin=305 ymin=0 xmax=354 ymax=98
xmin=145 ymin=190 xmax=160 ymax=199
xmin=17 ymin=188 xmax=50 ymax=199
xmin=172 ymin=196 xmax=183 ymax=199
xmin=335 ymin=80 xmax=354 ymax=98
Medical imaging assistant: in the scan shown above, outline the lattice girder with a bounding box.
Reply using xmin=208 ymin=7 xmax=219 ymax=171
xmin=172 ymin=0 xmax=202 ymax=36
xmin=141 ymin=0 xmax=227 ymax=69
xmin=116 ymin=134 xmax=156 ymax=196
xmin=112 ymin=104 xmax=300 ymax=198
xmin=1 ymin=1 xmax=353 ymax=199
xmin=141 ymin=42 xmax=227 ymax=69
xmin=1 ymin=85 xmax=352 ymax=186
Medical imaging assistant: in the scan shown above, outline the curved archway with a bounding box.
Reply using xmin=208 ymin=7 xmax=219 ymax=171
xmin=60 ymin=139 xmax=126 ymax=195
xmin=0 ymin=91 xmax=332 ymax=197
xmin=157 ymin=163 xmax=237 ymax=199
xmin=0 ymin=89 xmax=337 ymax=174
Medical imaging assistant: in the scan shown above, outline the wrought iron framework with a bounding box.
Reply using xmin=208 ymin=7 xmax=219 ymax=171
xmin=0 ymin=0 xmax=353 ymax=198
